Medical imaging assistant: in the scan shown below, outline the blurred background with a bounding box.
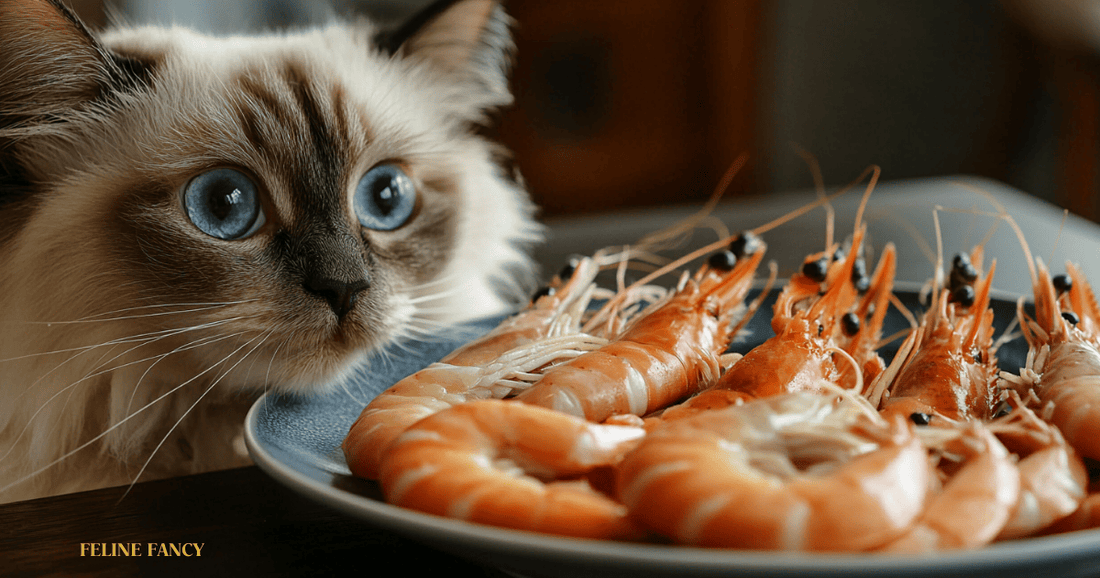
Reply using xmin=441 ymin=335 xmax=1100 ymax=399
xmin=65 ymin=0 xmax=1100 ymax=220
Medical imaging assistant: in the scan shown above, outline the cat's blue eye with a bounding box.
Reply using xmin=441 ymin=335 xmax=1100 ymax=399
xmin=183 ymin=169 xmax=265 ymax=240
xmin=353 ymin=164 xmax=416 ymax=231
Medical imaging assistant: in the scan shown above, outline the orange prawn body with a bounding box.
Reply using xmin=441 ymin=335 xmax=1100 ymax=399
xmin=515 ymin=243 xmax=767 ymax=422
xmin=377 ymin=399 xmax=645 ymax=540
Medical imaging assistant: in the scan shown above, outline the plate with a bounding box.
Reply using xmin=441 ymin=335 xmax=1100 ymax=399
xmin=245 ymin=289 xmax=1100 ymax=578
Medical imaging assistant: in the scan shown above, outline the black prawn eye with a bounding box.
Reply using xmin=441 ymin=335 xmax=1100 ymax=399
xmin=183 ymin=168 xmax=264 ymax=240
xmin=802 ymin=257 xmax=829 ymax=282
xmin=949 ymin=252 xmax=979 ymax=291
xmin=951 ymin=284 xmax=975 ymax=307
xmin=354 ymin=164 xmax=417 ymax=231
xmin=1053 ymin=274 xmax=1073 ymax=294
xmin=532 ymin=285 xmax=555 ymax=301
xmin=558 ymin=255 xmax=584 ymax=280
xmin=909 ymin=412 xmax=933 ymax=425
xmin=707 ymin=250 xmax=738 ymax=271
xmin=851 ymin=258 xmax=870 ymax=293
xmin=729 ymin=231 xmax=762 ymax=259
xmin=841 ymin=312 xmax=861 ymax=336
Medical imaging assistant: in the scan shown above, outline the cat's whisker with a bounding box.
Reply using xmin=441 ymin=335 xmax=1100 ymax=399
xmin=262 ymin=335 xmax=292 ymax=398
xmin=26 ymin=299 xmax=261 ymax=325
xmin=123 ymin=329 xmax=260 ymax=417
xmin=0 ymin=331 xmax=250 ymax=466
xmin=117 ymin=329 xmax=275 ymax=502
xmin=0 ymin=315 xmax=245 ymax=364
xmin=0 ymin=330 xmax=259 ymax=495
xmin=9 ymin=317 xmax=250 ymax=405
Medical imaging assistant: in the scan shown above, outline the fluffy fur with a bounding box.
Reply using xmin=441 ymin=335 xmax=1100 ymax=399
xmin=0 ymin=0 xmax=539 ymax=502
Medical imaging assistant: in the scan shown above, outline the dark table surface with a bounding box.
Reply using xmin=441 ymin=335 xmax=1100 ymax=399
xmin=0 ymin=465 xmax=502 ymax=578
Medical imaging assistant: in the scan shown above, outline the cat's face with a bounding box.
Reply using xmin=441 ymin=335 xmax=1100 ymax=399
xmin=0 ymin=0 xmax=539 ymax=394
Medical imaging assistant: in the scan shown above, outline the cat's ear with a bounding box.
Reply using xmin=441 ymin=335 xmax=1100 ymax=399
xmin=0 ymin=0 xmax=111 ymax=124
xmin=380 ymin=0 xmax=513 ymax=105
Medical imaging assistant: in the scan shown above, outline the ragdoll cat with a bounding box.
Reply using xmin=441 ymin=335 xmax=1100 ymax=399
xmin=0 ymin=0 xmax=540 ymax=503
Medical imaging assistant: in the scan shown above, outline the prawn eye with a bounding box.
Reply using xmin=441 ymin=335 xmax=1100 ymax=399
xmin=950 ymin=285 xmax=975 ymax=307
xmin=851 ymin=258 xmax=870 ymax=293
xmin=952 ymin=252 xmax=973 ymax=272
xmin=841 ymin=312 xmax=860 ymax=336
xmin=354 ymin=164 xmax=416 ymax=231
xmin=1062 ymin=311 xmax=1080 ymax=325
xmin=728 ymin=231 xmax=762 ymax=258
xmin=802 ymin=257 xmax=829 ymax=282
xmin=950 ymin=252 xmax=978 ymax=291
xmin=558 ymin=255 xmax=583 ymax=280
xmin=1054 ymin=274 xmax=1073 ymax=294
xmin=707 ymin=250 xmax=738 ymax=271
xmin=909 ymin=412 xmax=933 ymax=425
xmin=532 ymin=285 xmax=555 ymax=301
xmin=992 ymin=401 xmax=1012 ymax=419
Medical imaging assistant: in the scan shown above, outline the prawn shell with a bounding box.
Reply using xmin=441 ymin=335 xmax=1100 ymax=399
xmin=342 ymin=364 xmax=482 ymax=480
xmin=715 ymin=318 xmax=837 ymax=398
xmin=616 ymin=401 xmax=930 ymax=551
xmin=516 ymin=264 xmax=751 ymax=420
xmin=378 ymin=400 xmax=645 ymax=540
xmin=997 ymin=443 xmax=1088 ymax=539
xmin=1034 ymin=341 xmax=1100 ymax=461
xmin=878 ymin=427 xmax=1020 ymax=552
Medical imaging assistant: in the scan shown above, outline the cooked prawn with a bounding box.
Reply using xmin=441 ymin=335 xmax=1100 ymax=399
xmin=615 ymin=388 xmax=931 ymax=551
xmin=377 ymin=399 xmax=645 ymax=540
xmin=876 ymin=424 xmax=1019 ymax=552
xmin=987 ymin=391 xmax=1088 ymax=539
xmin=711 ymin=224 xmax=898 ymax=399
xmin=869 ymin=246 xmax=1001 ymax=424
xmin=513 ymin=236 xmax=768 ymax=421
xmin=1008 ymin=258 xmax=1100 ymax=461
xmin=1042 ymin=490 xmax=1100 ymax=535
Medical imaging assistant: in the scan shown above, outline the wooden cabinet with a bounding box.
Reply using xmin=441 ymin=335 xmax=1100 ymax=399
xmin=498 ymin=1 xmax=763 ymax=216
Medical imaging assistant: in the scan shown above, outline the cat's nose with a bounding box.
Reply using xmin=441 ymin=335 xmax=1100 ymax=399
xmin=304 ymin=275 xmax=370 ymax=319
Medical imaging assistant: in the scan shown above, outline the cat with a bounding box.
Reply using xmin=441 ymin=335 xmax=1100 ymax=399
xmin=0 ymin=0 xmax=541 ymax=503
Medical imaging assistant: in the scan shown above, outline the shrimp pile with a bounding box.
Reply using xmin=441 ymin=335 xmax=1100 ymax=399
xmin=340 ymin=181 xmax=1100 ymax=552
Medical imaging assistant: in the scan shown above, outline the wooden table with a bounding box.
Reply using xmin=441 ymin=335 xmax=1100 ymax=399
xmin=0 ymin=465 xmax=501 ymax=577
